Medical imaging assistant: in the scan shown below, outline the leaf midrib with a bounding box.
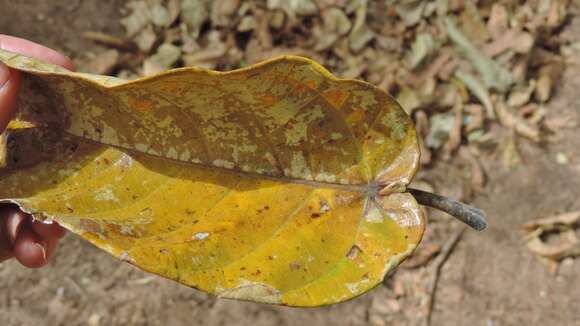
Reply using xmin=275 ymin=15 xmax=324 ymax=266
xmin=61 ymin=134 xmax=384 ymax=194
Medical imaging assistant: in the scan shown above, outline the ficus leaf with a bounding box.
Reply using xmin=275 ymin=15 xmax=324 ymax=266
xmin=0 ymin=48 xmax=425 ymax=306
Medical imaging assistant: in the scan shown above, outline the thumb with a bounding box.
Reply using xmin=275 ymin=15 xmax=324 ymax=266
xmin=0 ymin=62 xmax=21 ymax=132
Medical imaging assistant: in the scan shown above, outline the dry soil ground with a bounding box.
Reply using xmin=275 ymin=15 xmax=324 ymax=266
xmin=0 ymin=1 xmax=579 ymax=325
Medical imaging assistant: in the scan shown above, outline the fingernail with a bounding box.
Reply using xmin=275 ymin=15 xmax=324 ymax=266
xmin=0 ymin=62 xmax=9 ymax=88
xmin=34 ymin=242 xmax=47 ymax=262
xmin=6 ymin=212 xmax=25 ymax=244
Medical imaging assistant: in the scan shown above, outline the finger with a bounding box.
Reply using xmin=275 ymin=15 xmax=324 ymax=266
xmin=0 ymin=214 xmax=14 ymax=262
xmin=0 ymin=34 xmax=75 ymax=70
xmin=4 ymin=208 xmax=27 ymax=244
xmin=0 ymin=62 xmax=21 ymax=132
xmin=14 ymin=227 xmax=48 ymax=268
xmin=44 ymin=236 xmax=59 ymax=262
xmin=31 ymin=218 xmax=66 ymax=239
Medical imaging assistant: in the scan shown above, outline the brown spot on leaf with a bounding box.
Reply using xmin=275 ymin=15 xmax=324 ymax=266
xmin=347 ymin=245 xmax=362 ymax=261
xmin=290 ymin=262 xmax=302 ymax=270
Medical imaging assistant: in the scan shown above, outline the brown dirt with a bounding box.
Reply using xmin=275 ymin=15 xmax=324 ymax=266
xmin=1 ymin=1 xmax=579 ymax=325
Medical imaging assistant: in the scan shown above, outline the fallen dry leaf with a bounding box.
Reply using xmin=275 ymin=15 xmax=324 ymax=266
xmin=522 ymin=211 xmax=580 ymax=231
xmin=407 ymin=33 xmax=436 ymax=70
xmin=484 ymin=30 xmax=535 ymax=58
xmin=180 ymin=0 xmax=212 ymax=39
xmin=414 ymin=110 xmax=431 ymax=166
xmin=458 ymin=146 xmax=486 ymax=193
xmin=134 ymin=25 xmax=157 ymax=53
xmin=401 ymin=243 xmax=442 ymax=269
xmin=83 ymin=31 xmax=137 ymax=51
xmin=523 ymin=211 xmax=580 ymax=261
xmin=211 ymin=0 xmax=240 ymax=27
xmin=454 ymin=70 xmax=495 ymax=119
xmin=464 ymin=104 xmax=484 ymax=132
xmin=446 ymin=101 xmax=463 ymax=153
xmin=507 ymin=81 xmax=536 ymax=108
xmin=347 ymin=0 xmax=374 ymax=53
xmin=535 ymin=62 xmax=565 ymax=103
xmin=80 ymin=49 xmax=120 ymax=75
xmin=447 ymin=17 xmax=513 ymax=94
xmin=495 ymin=100 xmax=540 ymax=142
xmin=487 ymin=3 xmax=509 ymax=39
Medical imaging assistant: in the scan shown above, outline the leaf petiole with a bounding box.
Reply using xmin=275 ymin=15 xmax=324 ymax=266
xmin=408 ymin=188 xmax=487 ymax=231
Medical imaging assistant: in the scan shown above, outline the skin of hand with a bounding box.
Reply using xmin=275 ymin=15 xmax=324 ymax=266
xmin=0 ymin=35 xmax=74 ymax=268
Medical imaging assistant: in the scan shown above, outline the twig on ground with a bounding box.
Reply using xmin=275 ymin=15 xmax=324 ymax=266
xmin=424 ymin=227 xmax=466 ymax=326
xmin=83 ymin=31 xmax=137 ymax=51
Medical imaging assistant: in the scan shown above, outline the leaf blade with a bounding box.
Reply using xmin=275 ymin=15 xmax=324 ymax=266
xmin=1 ymin=49 xmax=419 ymax=187
xmin=0 ymin=51 xmax=425 ymax=306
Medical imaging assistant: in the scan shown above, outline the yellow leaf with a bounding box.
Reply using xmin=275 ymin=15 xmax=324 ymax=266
xmin=0 ymin=49 xmax=424 ymax=306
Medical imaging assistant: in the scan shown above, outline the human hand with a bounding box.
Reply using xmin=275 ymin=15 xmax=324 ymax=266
xmin=0 ymin=35 xmax=74 ymax=268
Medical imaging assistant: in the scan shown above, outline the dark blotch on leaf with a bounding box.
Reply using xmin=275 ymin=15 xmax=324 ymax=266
xmin=290 ymin=262 xmax=301 ymax=270
xmin=347 ymin=245 xmax=362 ymax=261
